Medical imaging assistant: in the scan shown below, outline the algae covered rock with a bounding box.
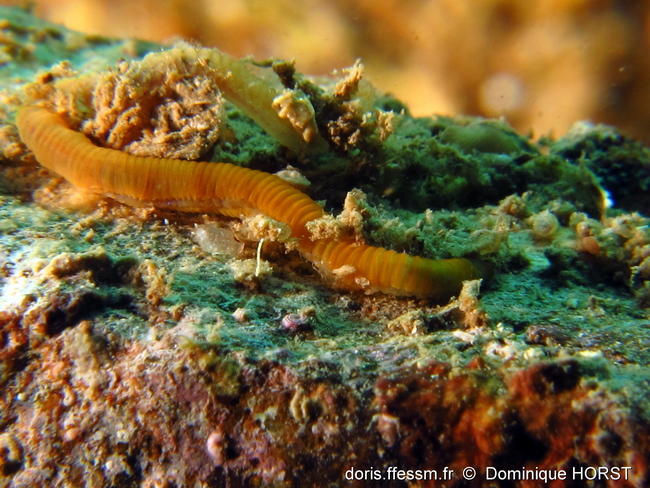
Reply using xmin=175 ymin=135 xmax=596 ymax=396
xmin=0 ymin=6 xmax=648 ymax=488
xmin=552 ymin=121 xmax=650 ymax=214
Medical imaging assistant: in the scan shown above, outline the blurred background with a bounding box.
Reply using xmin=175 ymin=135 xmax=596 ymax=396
xmin=5 ymin=0 xmax=650 ymax=143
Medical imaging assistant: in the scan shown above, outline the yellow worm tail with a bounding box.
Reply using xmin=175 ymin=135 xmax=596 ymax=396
xmin=16 ymin=106 xmax=483 ymax=299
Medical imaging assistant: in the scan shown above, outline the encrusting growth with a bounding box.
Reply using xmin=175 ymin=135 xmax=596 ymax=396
xmin=16 ymin=106 xmax=483 ymax=299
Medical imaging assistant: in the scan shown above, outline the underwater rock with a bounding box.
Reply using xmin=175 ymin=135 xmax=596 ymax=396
xmin=0 ymin=6 xmax=649 ymax=487
xmin=552 ymin=121 xmax=650 ymax=214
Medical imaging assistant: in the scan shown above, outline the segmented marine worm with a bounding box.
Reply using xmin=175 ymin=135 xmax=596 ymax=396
xmin=16 ymin=106 xmax=483 ymax=299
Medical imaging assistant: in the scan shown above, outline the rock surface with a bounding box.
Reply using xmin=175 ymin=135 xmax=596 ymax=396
xmin=0 ymin=7 xmax=648 ymax=487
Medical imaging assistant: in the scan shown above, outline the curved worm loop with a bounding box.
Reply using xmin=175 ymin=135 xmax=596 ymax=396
xmin=16 ymin=106 xmax=483 ymax=299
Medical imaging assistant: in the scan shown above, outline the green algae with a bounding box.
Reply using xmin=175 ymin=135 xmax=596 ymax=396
xmin=361 ymin=115 xmax=605 ymax=217
xmin=209 ymin=106 xmax=284 ymax=170
xmin=2 ymin=186 xmax=647 ymax=386
xmin=551 ymin=121 xmax=650 ymax=214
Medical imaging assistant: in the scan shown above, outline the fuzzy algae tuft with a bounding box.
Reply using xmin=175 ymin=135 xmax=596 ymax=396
xmin=0 ymin=6 xmax=649 ymax=487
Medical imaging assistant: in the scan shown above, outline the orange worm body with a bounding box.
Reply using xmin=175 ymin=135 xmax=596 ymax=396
xmin=16 ymin=106 xmax=483 ymax=299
